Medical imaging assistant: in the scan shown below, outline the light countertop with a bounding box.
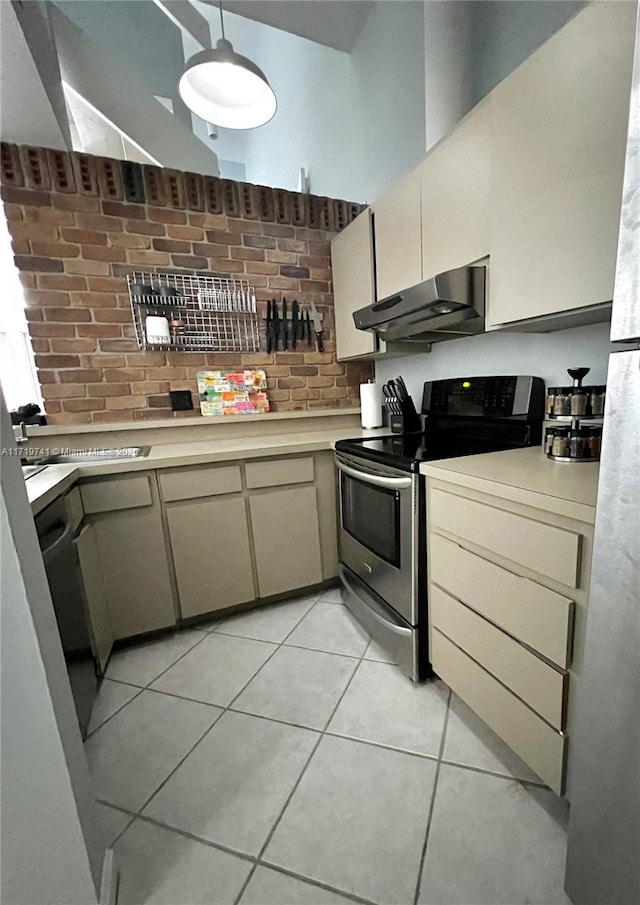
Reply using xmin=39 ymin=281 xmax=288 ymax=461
xmin=420 ymin=446 xmax=599 ymax=523
xmin=24 ymin=426 xmax=389 ymax=515
xmin=25 ymin=407 xmax=359 ymax=437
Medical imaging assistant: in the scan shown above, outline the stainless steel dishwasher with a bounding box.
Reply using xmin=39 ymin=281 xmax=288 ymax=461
xmin=35 ymin=488 xmax=98 ymax=736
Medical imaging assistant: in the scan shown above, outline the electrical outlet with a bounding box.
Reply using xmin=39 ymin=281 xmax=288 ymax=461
xmin=169 ymin=390 xmax=194 ymax=411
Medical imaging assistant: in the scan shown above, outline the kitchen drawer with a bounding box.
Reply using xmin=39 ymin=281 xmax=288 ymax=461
xmin=159 ymin=464 xmax=242 ymax=502
xmin=80 ymin=474 xmax=152 ymax=514
xmin=430 ymin=488 xmax=581 ymax=588
xmin=432 ymin=629 xmax=566 ymax=794
xmin=431 ymin=586 xmax=568 ymax=729
xmin=245 ymin=456 xmax=314 ymax=489
xmin=430 ymin=533 xmax=574 ymax=668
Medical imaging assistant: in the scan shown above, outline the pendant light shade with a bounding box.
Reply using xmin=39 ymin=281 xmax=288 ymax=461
xmin=179 ymin=1 xmax=276 ymax=130
xmin=179 ymin=38 xmax=277 ymax=130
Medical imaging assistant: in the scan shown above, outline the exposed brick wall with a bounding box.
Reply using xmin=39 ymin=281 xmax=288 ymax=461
xmin=1 ymin=144 xmax=373 ymax=424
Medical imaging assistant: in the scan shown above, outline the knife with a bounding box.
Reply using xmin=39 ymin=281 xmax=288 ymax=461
xmin=291 ymin=300 xmax=300 ymax=350
xmin=266 ymin=299 xmax=273 ymax=353
xmin=271 ymin=298 xmax=280 ymax=352
xmin=395 ymin=375 xmax=409 ymax=402
xmin=282 ymin=297 xmax=288 ymax=351
xmin=310 ymin=301 xmax=324 ymax=352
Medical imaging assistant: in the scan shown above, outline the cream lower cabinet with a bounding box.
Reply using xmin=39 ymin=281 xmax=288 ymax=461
xmin=167 ymin=496 xmax=255 ymax=618
xmin=425 ymin=478 xmax=594 ymax=796
xmin=160 ymin=453 xmax=333 ymax=620
xmin=249 ymin=486 xmax=323 ymax=598
xmin=80 ymin=473 xmax=176 ymax=640
xmin=160 ymin=463 xmax=254 ymax=619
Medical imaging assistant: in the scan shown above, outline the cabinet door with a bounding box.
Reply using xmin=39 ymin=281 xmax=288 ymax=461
xmin=250 ymin=486 xmax=323 ymax=598
xmin=421 ymin=97 xmax=490 ymax=280
xmin=373 ymin=166 xmax=422 ymax=301
xmin=74 ymin=523 xmax=113 ymax=675
xmin=167 ymin=497 xmax=255 ymax=618
xmin=488 ymin=2 xmax=635 ymax=327
xmin=331 ymin=208 xmax=378 ymax=360
xmin=88 ymin=475 xmax=176 ymax=639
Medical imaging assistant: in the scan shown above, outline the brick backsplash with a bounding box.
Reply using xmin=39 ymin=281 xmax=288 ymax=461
xmin=1 ymin=143 xmax=373 ymax=425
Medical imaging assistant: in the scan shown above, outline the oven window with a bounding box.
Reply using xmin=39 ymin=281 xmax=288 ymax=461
xmin=341 ymin=474 xmax=401 ymax=567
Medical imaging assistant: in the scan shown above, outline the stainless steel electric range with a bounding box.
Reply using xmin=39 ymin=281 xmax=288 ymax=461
xmin=335 ymin=375 xmax=545 ymax=681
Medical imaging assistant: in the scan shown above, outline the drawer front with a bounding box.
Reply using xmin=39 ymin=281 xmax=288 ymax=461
xmin=430 ymin=488 xmax=581 ymax=588
xmin=430 ymin=533 xmax=574 ymax=668
xmin=160 ymin=465 xmax=242 ymax=502
xmin=432 ymin=629 xmax=566 ymax=794
xmin=431 ymin=586 xmax=568 ymax=729
xmin=245 ymin=456 xmax=314 ymax=489
xmin=80 ymin=474 xmax=152 ymax=513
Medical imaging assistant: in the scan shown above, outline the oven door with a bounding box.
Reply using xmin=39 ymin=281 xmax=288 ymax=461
xmin=335 ymin=452 xmax=416 ymax=625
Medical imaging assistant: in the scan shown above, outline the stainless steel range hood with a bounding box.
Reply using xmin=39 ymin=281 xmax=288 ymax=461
xmin=353 ymin=265 xmax=486 ymax=343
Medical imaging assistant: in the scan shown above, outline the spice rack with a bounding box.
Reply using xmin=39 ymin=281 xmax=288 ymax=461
xmin=127 ymin=272 xmax=261 ymax=352
xmin=544 ymin=367 xmax=604 ymax=462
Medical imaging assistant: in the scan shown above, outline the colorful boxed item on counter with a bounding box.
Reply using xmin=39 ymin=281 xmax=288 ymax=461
xmin=197 ymin=369 xmax=270 ymax=417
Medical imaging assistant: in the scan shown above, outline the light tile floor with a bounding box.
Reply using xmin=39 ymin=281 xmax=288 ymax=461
xmin=87 ymin=590 xmax=572 ymax=905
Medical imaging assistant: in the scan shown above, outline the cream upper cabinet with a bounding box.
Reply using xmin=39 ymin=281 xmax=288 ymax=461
xmin=373 ymin=165 xmax=422 ymax=301
xmin=331 ymin=208 xmax=378 ymax=360
xmin=487 ymin=2 xmax=636 ymax=328
xmin=420 ymin=97 xmax=491 ymax=280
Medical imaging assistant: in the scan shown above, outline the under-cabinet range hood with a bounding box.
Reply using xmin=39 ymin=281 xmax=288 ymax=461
xmin=353 ymin=265 xmax=486 ymax=343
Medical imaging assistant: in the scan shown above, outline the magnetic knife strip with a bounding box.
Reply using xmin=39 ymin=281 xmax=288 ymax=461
xmin=265 ymin=297 xmax=324 ymax=352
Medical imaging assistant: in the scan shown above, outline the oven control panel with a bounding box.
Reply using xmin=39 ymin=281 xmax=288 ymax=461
xmin=422 ymin=375 xmax=544 ymax=417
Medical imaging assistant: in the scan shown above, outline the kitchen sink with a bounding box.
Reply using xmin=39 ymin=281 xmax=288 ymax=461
xmin=22 ymin=464 xmax=48 ymax=479
xmin=42 ymin=446 xmax=151 ymax=464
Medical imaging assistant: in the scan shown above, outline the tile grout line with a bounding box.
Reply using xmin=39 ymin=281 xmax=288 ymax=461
xmin=412 ymin=688 xmax=452 ymax=905
xmin=96 ymin=592 xmax=325 ymax=733
xmin=94 ymin=595 xmax=550 ymax=903
xmin=257 ymin=862 xmax=381 ymax=905
xmin=233 ymin=625 xmax=372 ymax=905
xmin=95 ymin=682 xmax=544 ymax=788
xmin=84 ymin=685 xmax=147 ymax=740
xmin=96 ymin=801 xmax=137 ymax=849
xmin=99 ymin=797 xmax=382 ymax=905
xmin=121 ymin=594 xmax=327 ymax=825
xmin=86 ymin=627 xmax=217 ymax=739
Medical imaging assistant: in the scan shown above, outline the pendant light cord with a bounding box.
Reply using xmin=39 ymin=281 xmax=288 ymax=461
xmin=218 ymin=0 xmax=226 ymax=40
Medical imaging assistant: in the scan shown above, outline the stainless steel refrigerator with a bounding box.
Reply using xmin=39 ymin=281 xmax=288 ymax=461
xmin=565 ymin=8 xmax=640 ymax=905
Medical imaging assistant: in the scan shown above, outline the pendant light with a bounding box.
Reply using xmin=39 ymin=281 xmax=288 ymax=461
xmin=179 ymin=0 xmax=277 ymax=130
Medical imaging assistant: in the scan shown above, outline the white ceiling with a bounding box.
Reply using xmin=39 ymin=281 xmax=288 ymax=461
xmin=200 ymin=0 xmax=375 ymax=52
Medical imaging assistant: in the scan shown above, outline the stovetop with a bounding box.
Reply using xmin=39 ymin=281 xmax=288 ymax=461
xmin=337 ymin=375 xmax=546 ymax=472
xmin=336 ymin=418 xmax=541 ymax=474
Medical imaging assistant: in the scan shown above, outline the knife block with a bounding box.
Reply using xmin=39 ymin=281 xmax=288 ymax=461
xmin=388 ymin=398 xmax=421 ymax=434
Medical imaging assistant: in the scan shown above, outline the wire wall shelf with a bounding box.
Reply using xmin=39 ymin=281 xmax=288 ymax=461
xmin=127 ymin=271 xmax=261 ymax=352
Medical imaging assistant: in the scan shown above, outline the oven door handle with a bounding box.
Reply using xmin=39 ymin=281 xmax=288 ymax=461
xmin=335 ymin=457 xmax=412 ymax=490
xmin=340 ymin=566 xmax=413 ymax=638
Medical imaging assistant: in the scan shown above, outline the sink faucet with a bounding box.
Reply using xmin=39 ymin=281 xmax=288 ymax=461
xmin=15 ymin=422 xmax=30 ymax=453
